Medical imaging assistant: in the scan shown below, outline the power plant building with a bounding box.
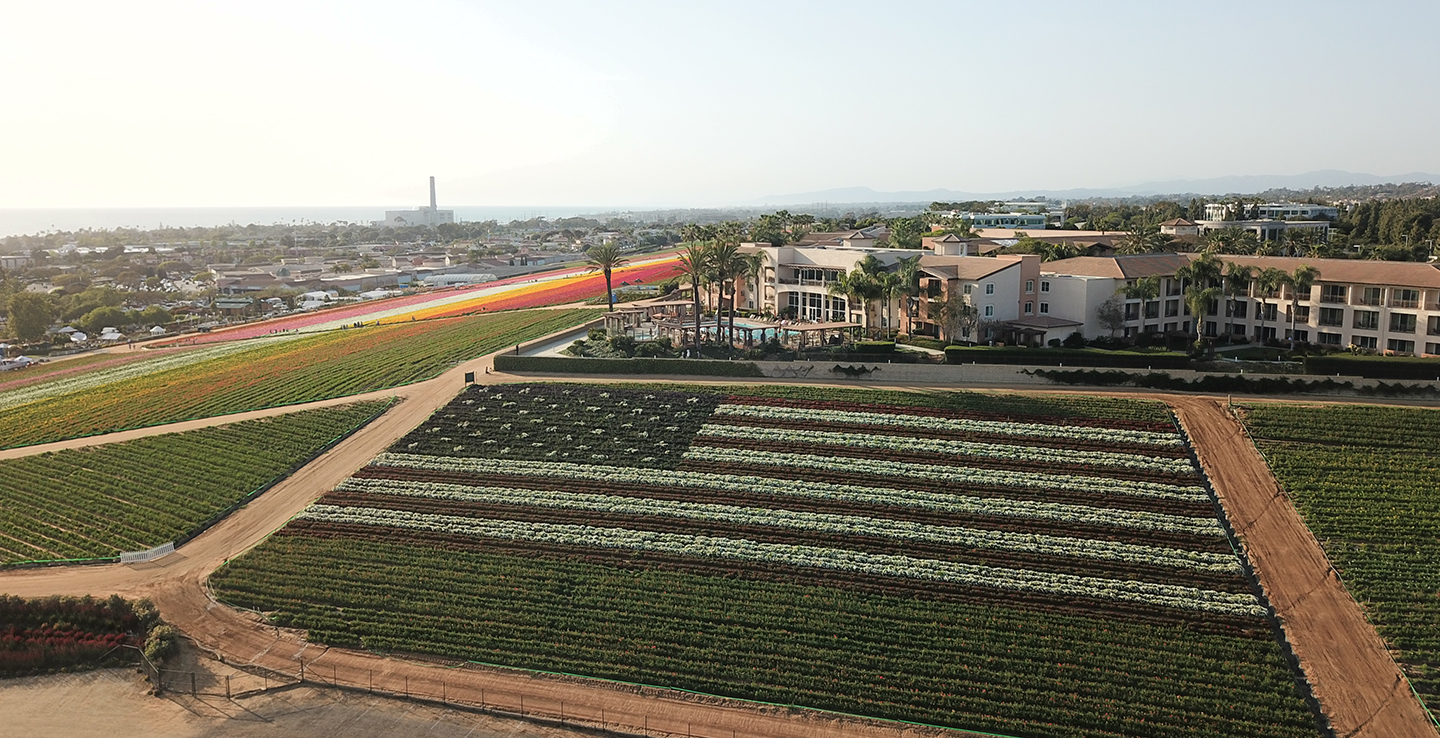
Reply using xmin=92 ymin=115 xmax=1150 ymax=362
xmin=377 ymin=177 xmax=455 ymax=228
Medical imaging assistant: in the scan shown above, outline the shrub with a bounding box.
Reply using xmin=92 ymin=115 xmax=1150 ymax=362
xmin=143 ymin=624 xmax=181 ymax=665
xmin=494 ymin=354 xmax=764 ymax=377
xmin=852 ymin=341 xmax=895 ymax=354
xmin=945 ymin=346 xmax=1190 ymax=369
xmin=1304 ymin=354 xmax=1440 ymax=380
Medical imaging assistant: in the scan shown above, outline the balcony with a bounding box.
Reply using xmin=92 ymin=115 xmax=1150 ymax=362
xmin=1318 ymin=295 xmax=1347 ymax=304
xmin=1390 ymin=298 xmax=1419 ymax=308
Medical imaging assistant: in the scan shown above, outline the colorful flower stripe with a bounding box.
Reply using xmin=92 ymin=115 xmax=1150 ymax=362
xmin=336 ymin=477 xmax=1238 ymax=572
xmin=370 ymin=453 xmax=1224 ymax=537
xmin=680 ymin=447 xmax=1209 ymax=502
xmin=696 ymin=424 xmax=1194 ymax=474
xmin=395 ymin=259 xmax=683 ymax=322
xmin=0 ymin=336 xmax=298 ymax=412
xmin=713 ymin=403 xmax=1183 ymax=447
xmin=297 ymin=504 xmax=1264 ymax=617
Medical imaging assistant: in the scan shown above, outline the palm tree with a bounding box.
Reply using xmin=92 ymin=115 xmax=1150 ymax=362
xmin=583 ymin=243 xmax=629 ymax=313
xmin=895 ymin=254 xmax=924 ymax=333
xmin=1175 ymin=251 xmax=1226 ymax=353
xmin=1223 ymin=264 xmax=1254 ymax=338
xmin=1285 ymin=264 xmax=1319 ymax=349
xmin=827 ymin=270 xmax=876 ymax=334
xmin=708 ymin=239 xmax=746 ymax=347
xmin=1115 ymin=223 xmax=1174 ymax=255
xmin=875 ymin=270 xmax=902 ymax=337
xmin=1254 ymin=267 xmax=1289 ymax=345
xmin=743 ymin=251 xmax=768 ymax=314
xmin=674 ymin=242 xmax=711 ymax=353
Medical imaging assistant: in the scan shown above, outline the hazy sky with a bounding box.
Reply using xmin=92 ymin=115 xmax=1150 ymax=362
xmin=3 ymin=0 xmax=1438 ymax=208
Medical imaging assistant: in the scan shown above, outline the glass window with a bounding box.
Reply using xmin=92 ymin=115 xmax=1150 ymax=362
xmin=1040 ymin=280 xmax=1050 ymax=293
xmin=1144 ymin=302 xmax=1159 ymax=319
xmin=1231 ymin=301 xmax=1248 ymax=319
xmin=1025 ymin=280 xmax=1034 ymax=294
xmin=985 ymin=283 xmax=995 ymax=295
xmin=1394 ymin=288 xmax=1420 ymax=307
xmin=1353 ymin=335 xmax=1378 ymax=349
xmin=1024 ymin=301 xmax=1033 ymax=315
xmin=983 ymin=305 xmax=994 ymax=317
xmin=1359 ymin=287 xmax=1382 ymax=305
xmin=1426 ymin=342 xmax=1440 ymax=355
xmin=1318 ymin=331 xmax=1341 ymax=345
xmin=963 ymin=284 xmax=973 ymax=295
xmin=1165 ymin=299 xmax=1179 ymax=317
xmin=1390 ymin=313 xmax=1417 ymax=333
xmin=1318 ymin=307 xmax=1343 ymax=326
xmin=1293 ymin=305 xmax=1310 ymax=322
xmin=1353 ymin=310 xmax=1379 ymax=330
xmin=1387 ymin=339 xmax=1415 ymax=353
xmin=1319 ymin=284 xmax=1347 ymax=303
xmin=1039 ymin=302 xmax=1049 ymax=314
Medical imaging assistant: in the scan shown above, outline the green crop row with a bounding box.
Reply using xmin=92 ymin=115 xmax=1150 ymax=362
xmin=0 ymin=401 xmax=390 ymax=564
xmin=1244 ymin=403 xmax=1440 ymax=714
xmin=0 ymin=309 xmax=596 ymax=449
xmin=212 ymin=534 xmax=1318 ymax=738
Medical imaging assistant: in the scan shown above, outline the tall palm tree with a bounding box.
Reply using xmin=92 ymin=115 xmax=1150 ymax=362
xmin=875 ymin=271 xmax=902 ymax=337
xmin=1285 ymin=264 xmax=1319 ymax=349
xmin=1254 ymin=267 xmax=1289 ymax=345
xmin=708 ymin=240 xmax=746 ymax=347
xmin=1175 ymin=251 xmax=1226 ymax=352
xmin=583 ymin=243 xmax=629 ymax=313
xmin=1223 ymin=264 xmax=1254 ymax=337
xmin=895 ymin=254 xmax=924 ymax=333
xmin=827 ymin=270 xmax=876 ymax=334
xmin=743 ymin=251 xmax=768 ymax=314
xmin=674 ymin=242 xmax=711 ymax=353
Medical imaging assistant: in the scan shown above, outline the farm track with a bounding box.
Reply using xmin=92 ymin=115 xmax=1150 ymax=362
xmin=0 ymin=350 xmax=1435 ymax=737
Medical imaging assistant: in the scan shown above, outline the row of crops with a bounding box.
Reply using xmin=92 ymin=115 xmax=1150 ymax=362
xmin=213 ymin=383 xmax=1320 ymax=738
xmin=0 ymin=308 xmax=596 ymax=449
xmin=0 ymin=401 xmax=390 ymax=564
xmin=1243 ymin=403 xmax=1440 ymax=715
xmin=0 ymin=594 xmax=158 ymax=675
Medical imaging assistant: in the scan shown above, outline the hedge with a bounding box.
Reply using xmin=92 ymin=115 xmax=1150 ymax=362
xmin=851 ymin=341 xmax=896 ymax=354
xmin=1025 ymin=368 xmax=1440 ymax=397
xmin=494 ymin=354 xmax=764 ymax=377
xmin=1304 ymin=354 xmax=1440 ymax=380
xmin=944 ymin=346 xmax=1190 ymax=369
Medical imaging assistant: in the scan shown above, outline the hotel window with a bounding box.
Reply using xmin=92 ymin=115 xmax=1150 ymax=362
xmin=963 ymin=284 xmax=973 ymax=295
xmin=1124 ymin=303 xmax=1139 ymax=321
xmin=1387 ymin=339 xmax=1415 ymax=353
xmin=1024 ymin=302 xmax=1034 ymax=315
xmin=1293 ymin=305 xmax=1310 ymax=322
xmin=1025 ymin=280 xmax=1034 ymax=294
xmin=985 ymin=283 xmax=995 ymax=295
xmin=1318 ymin=332 xmax=1341 ymax=345
xmin=1144 ymin=301 xmax=1159 ymax=319
xmin=1358 ymin=287 xmax=1382 ymax=305
xmin=1164 ymin=299 xmax=1179 ymax=318
xmin=1393 ymin=288 xmax=1419 ymax=308
xmin=1319 ymin=284 xmax=1347 ymax=303
xmin=1040 ymin=280 xmax=1050 ymax=293
xmin=1039 ymin=302 xmax=1049 ymax=314
xmin=983 ymin=305 xmax=994 ymax=317
xmin=1353 ymin=335 xmax=1378 ymax=349
xmin=1390 ymin=313 xmax=1417 ymax=333
xmin=1317 ymin=307 xmax=1344 ymax=326
xmin=1427 ymin=343 xmax=1440 ymax=355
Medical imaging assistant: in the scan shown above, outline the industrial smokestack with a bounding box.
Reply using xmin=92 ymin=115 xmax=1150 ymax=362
xmin=429 ymin=176 xmax=437 ymax=210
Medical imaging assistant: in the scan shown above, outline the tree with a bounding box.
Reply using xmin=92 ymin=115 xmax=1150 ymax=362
xmin=743 ymin=251 xmax=768 ymax=314
xmin=1254 ymin=267 xmax=1289 ymax=344
xmin=707 ymin=239 xmax=746 ymax=347
xmin=1120 ymin=276 xmax=1161 ymax=302
xmin=1285 ymin=264 xmax=1319 ymax=349
xmin=1096 ymin=295 xmax=1125 ymax=339
xmin=827 ymin=269 xmax=877 ymax=333
xmin=887 ymin=217 xmax=924 ymax=249
xmin=1176 ymin=251 xmax=1227 ymax=351
xmin=895 ymin=254 xmax=924 ymax=332
xmin=137 ymin=305 xmax=172 ymax=327
xmin=584 ymin=243 xmax=630 ymax=313
xmin=1115 ymin=223 xmax=1174 ymax=255
xmin=673 ymin=242 xmax=710 ymax=353
xmin=79 ymin=305 xmax=128 ymax=334
xmin=6 ymin=292 xmax=55 ymax=342
xmin=932 ymin=291 xmax=978 ymax=343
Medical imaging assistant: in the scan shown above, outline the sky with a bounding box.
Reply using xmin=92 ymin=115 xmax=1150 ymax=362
xmin=2 ymin=0 xmax=1438 ymax=208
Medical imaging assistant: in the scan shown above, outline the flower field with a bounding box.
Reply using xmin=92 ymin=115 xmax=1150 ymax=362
xmin=0 ymin=401 xmax=389 ymax=564
xmin=214 ymin=384 xmax=1320 ymax=737
xmin=162 ymin=256 xmax=680 ymax=345
xmin=1243 ymin=403 xmax=1440 ymax=715
xmin=0 ymin=309 xmax=595 ymax=449
xmin=0 ymin=595 xmax=153 ymax=675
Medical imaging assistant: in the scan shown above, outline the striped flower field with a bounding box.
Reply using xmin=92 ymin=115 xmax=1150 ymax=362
xmin=213 ymin=384 xmax=1321 ymax=738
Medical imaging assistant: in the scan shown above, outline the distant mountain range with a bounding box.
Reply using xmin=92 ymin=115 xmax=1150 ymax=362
xmin=748 ymin=170 xmax=1440 ymax=206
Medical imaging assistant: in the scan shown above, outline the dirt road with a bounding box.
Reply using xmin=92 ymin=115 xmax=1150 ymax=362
xmin=1 ymin=361 xmax=1434 ymax=736
xmin=1169 ymin=396 xmax=1437 ymax=738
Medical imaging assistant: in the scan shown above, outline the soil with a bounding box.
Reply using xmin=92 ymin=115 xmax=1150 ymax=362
xmin=0 ymin=338 xmax=1434 ymax=737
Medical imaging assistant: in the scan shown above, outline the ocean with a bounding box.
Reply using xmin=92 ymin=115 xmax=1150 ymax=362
xmin=0 ymin=206 xmax=605 ymax=238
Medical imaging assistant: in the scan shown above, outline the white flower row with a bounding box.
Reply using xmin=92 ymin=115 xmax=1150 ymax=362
xmin=715 ymin=404 xmax=1183 ymax=447
xmin=697 ymin=424 xmax=1194 ymax=475
xmin=681 ymin=447 xmax=1210 ymax=502
xmin=371 ymin=453 xmax=1224 ymax=538
xmin=339 ymin=477 xmax=1239 ymax=573
xmin=299 ymin=503 xmax=1264 ymax=617
xmin=0 ymin=335 xmax=299 ymax=412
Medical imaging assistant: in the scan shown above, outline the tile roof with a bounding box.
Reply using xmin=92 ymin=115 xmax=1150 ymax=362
xmin=919 ymin=255 xmax=1018 ymax=281
xmin=1043 ymin=253 xmax=1440 ymax=288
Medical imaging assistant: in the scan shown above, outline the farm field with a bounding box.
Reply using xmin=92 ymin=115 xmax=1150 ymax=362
xmin=1242 ymin=403 xmax=1440 ymax=716
xmin=0 ymin=401 xmax=390 ymax=564
xmin=0 ymin=308 xmax=596 ymax=449
xmin=214 ymin=383 xmax=1320 ymax=738
xmin=163 ymin=256 xmax=680 ymax=345
xmin=0 ymin=594 xmax=154 ymax=675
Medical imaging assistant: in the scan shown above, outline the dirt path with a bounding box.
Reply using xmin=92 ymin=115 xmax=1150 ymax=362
xmin=1169 ymin=396 xmax=1437 ymax=738
xmin=1 ymin=365 xmax=1434 ymax=736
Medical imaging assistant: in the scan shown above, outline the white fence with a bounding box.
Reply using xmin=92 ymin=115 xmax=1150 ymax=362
xmin=120 ymin=541 xmax=175 ymax=563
